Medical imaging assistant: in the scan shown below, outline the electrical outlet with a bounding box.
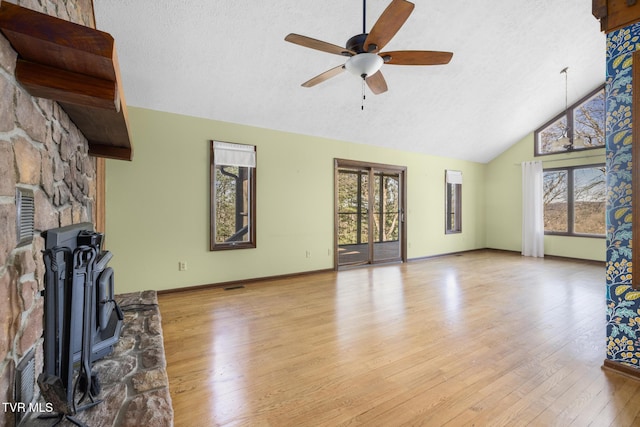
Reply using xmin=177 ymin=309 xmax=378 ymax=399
xmin=305 ymin=250 xmax=311 ymax=258
xmin=178 ymin=261 xmax=187 ymax=271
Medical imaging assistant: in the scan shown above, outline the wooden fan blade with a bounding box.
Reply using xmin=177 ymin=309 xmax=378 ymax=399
xmin=363 ymin=0 xmax=414 ymax=53
xmin=366 ymin=71 xmax=388 ymax=95
xmin=285 ymin=33 xmax=355 ymax=56
xmin=301 ymin=64 xmax=345 ymax=87
xmin=381 ymin=50 xmax=453 ymax=65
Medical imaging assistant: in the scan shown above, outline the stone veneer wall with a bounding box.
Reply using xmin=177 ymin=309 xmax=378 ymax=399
xmin=0 ymin=1 xmax=98 ymax=426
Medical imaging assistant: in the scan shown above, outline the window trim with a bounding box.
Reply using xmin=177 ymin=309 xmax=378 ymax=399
xmin=534 ymin=84 xmax=605 ymax=157
xmin=543 ymin=163 xmax=605 ymax=238
xmin=210 ymin=140 xmax=257 ymax=251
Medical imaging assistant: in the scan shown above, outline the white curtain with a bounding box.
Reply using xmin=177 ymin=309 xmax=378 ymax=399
xmin=521 ymin=161 xmax=544 ymax=257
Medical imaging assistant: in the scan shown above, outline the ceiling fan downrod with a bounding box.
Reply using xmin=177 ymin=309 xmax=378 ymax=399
xmin=363 ymin=0 xmax=367 ymax=34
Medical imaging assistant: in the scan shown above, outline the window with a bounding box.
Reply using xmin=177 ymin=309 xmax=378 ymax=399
xmin=535 ymin=85 xmax=605 ymax=156
xmin=445 ymin=170 xmax=462 ymax=234
xmin=210 ymin=141 xmax=256 ymax=250
xmin=543 ymin=164 xmax=605 ymax=236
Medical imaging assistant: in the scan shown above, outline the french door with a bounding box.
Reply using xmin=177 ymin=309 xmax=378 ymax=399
xmin=335 ymin=159 xmax=406 ymax=268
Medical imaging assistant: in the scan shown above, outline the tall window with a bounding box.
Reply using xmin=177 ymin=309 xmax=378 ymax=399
xmin=445 ymin=170 xmax=462 ymax=234
xmin=210 ymin=141 xmax=256 ymax=250
xmin=535 ymin=85 xmax=605 ymax=156
xmin=543 ymin=164 xmax=605 ymax=236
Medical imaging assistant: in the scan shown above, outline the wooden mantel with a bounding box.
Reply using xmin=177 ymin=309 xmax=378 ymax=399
xmin=0 ymin=2 xmax=133 ymax=161
xmin=593 ymin=0 xmax=640 ymax=33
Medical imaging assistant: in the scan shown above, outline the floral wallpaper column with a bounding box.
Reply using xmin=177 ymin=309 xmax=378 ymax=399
xmin=606 ymin=22 xmax=640 ymax=366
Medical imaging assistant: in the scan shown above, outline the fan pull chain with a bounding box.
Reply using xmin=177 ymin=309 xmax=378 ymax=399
xmin=361 ymin=76 xmax=366 ymax=110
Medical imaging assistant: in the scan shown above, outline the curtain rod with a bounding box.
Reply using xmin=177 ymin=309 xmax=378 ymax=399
xmin=514 ymin=153 xmax=604 ymax=166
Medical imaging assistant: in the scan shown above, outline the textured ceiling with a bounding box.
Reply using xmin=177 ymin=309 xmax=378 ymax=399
xmin=93 ymin=0 xmax=606 ymax=163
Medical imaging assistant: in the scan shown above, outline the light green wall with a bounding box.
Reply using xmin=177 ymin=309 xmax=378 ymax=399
xmin=106 ymin=108 xmax=606 ymax=293
xmin=106 ymin=108 xmax=487 ymax=292
xmin=485 ymin=132 xmax=606 ymax=261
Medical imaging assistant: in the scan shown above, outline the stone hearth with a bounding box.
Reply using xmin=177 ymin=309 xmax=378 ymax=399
xmin=22 ymin=291 xmax=173 ymax=427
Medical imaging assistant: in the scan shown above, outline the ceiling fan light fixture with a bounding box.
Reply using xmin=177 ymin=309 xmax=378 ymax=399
xmin=552 ymin=136 xmax=571 ymax=150
xmin=284 ymin=0 xmax=453 ymax=96
xmin=345 ymin=53 xmax=383 ymax=78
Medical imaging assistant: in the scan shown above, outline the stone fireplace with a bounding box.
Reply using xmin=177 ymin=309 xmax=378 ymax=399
xmin=1 ymin=1 xmax=172 ymax=424
xmin=1 ymin=1 xmax=107 ymax=425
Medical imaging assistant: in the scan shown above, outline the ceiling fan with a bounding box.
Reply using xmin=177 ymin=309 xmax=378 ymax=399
xmin=284 ymin=0 xmax=453 ymax=96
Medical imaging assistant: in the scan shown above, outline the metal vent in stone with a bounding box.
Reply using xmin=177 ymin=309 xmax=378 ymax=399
xmin=16 ymin=187 xmax=35 ymax=247
xmin=15 ymin=348 xmax=35 ymax=426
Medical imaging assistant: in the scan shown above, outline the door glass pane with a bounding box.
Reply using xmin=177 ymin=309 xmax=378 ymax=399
xmin=373 ymin=172 xmax=400 ymax=262
xmin=338 ymin=169 xmax=369 ymax=265
xmin=573 ymin=167 xmax=606 ymax=234
xmin=543 ymin=170 xmax=568 ymax=232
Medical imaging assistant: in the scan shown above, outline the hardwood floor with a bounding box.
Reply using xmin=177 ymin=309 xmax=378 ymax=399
xmin=158 ymin=250 xmax=640 ymax=426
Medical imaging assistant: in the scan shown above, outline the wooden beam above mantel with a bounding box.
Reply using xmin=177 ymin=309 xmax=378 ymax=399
xmin=593 ymin=0 xmax=640 ymax=33
xmin=0 ymin=2 xmax=133 ymax=161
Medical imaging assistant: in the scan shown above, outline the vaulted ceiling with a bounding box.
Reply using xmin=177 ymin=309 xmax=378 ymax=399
xmin=93 ymin=0 xmax=605 ymax=163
